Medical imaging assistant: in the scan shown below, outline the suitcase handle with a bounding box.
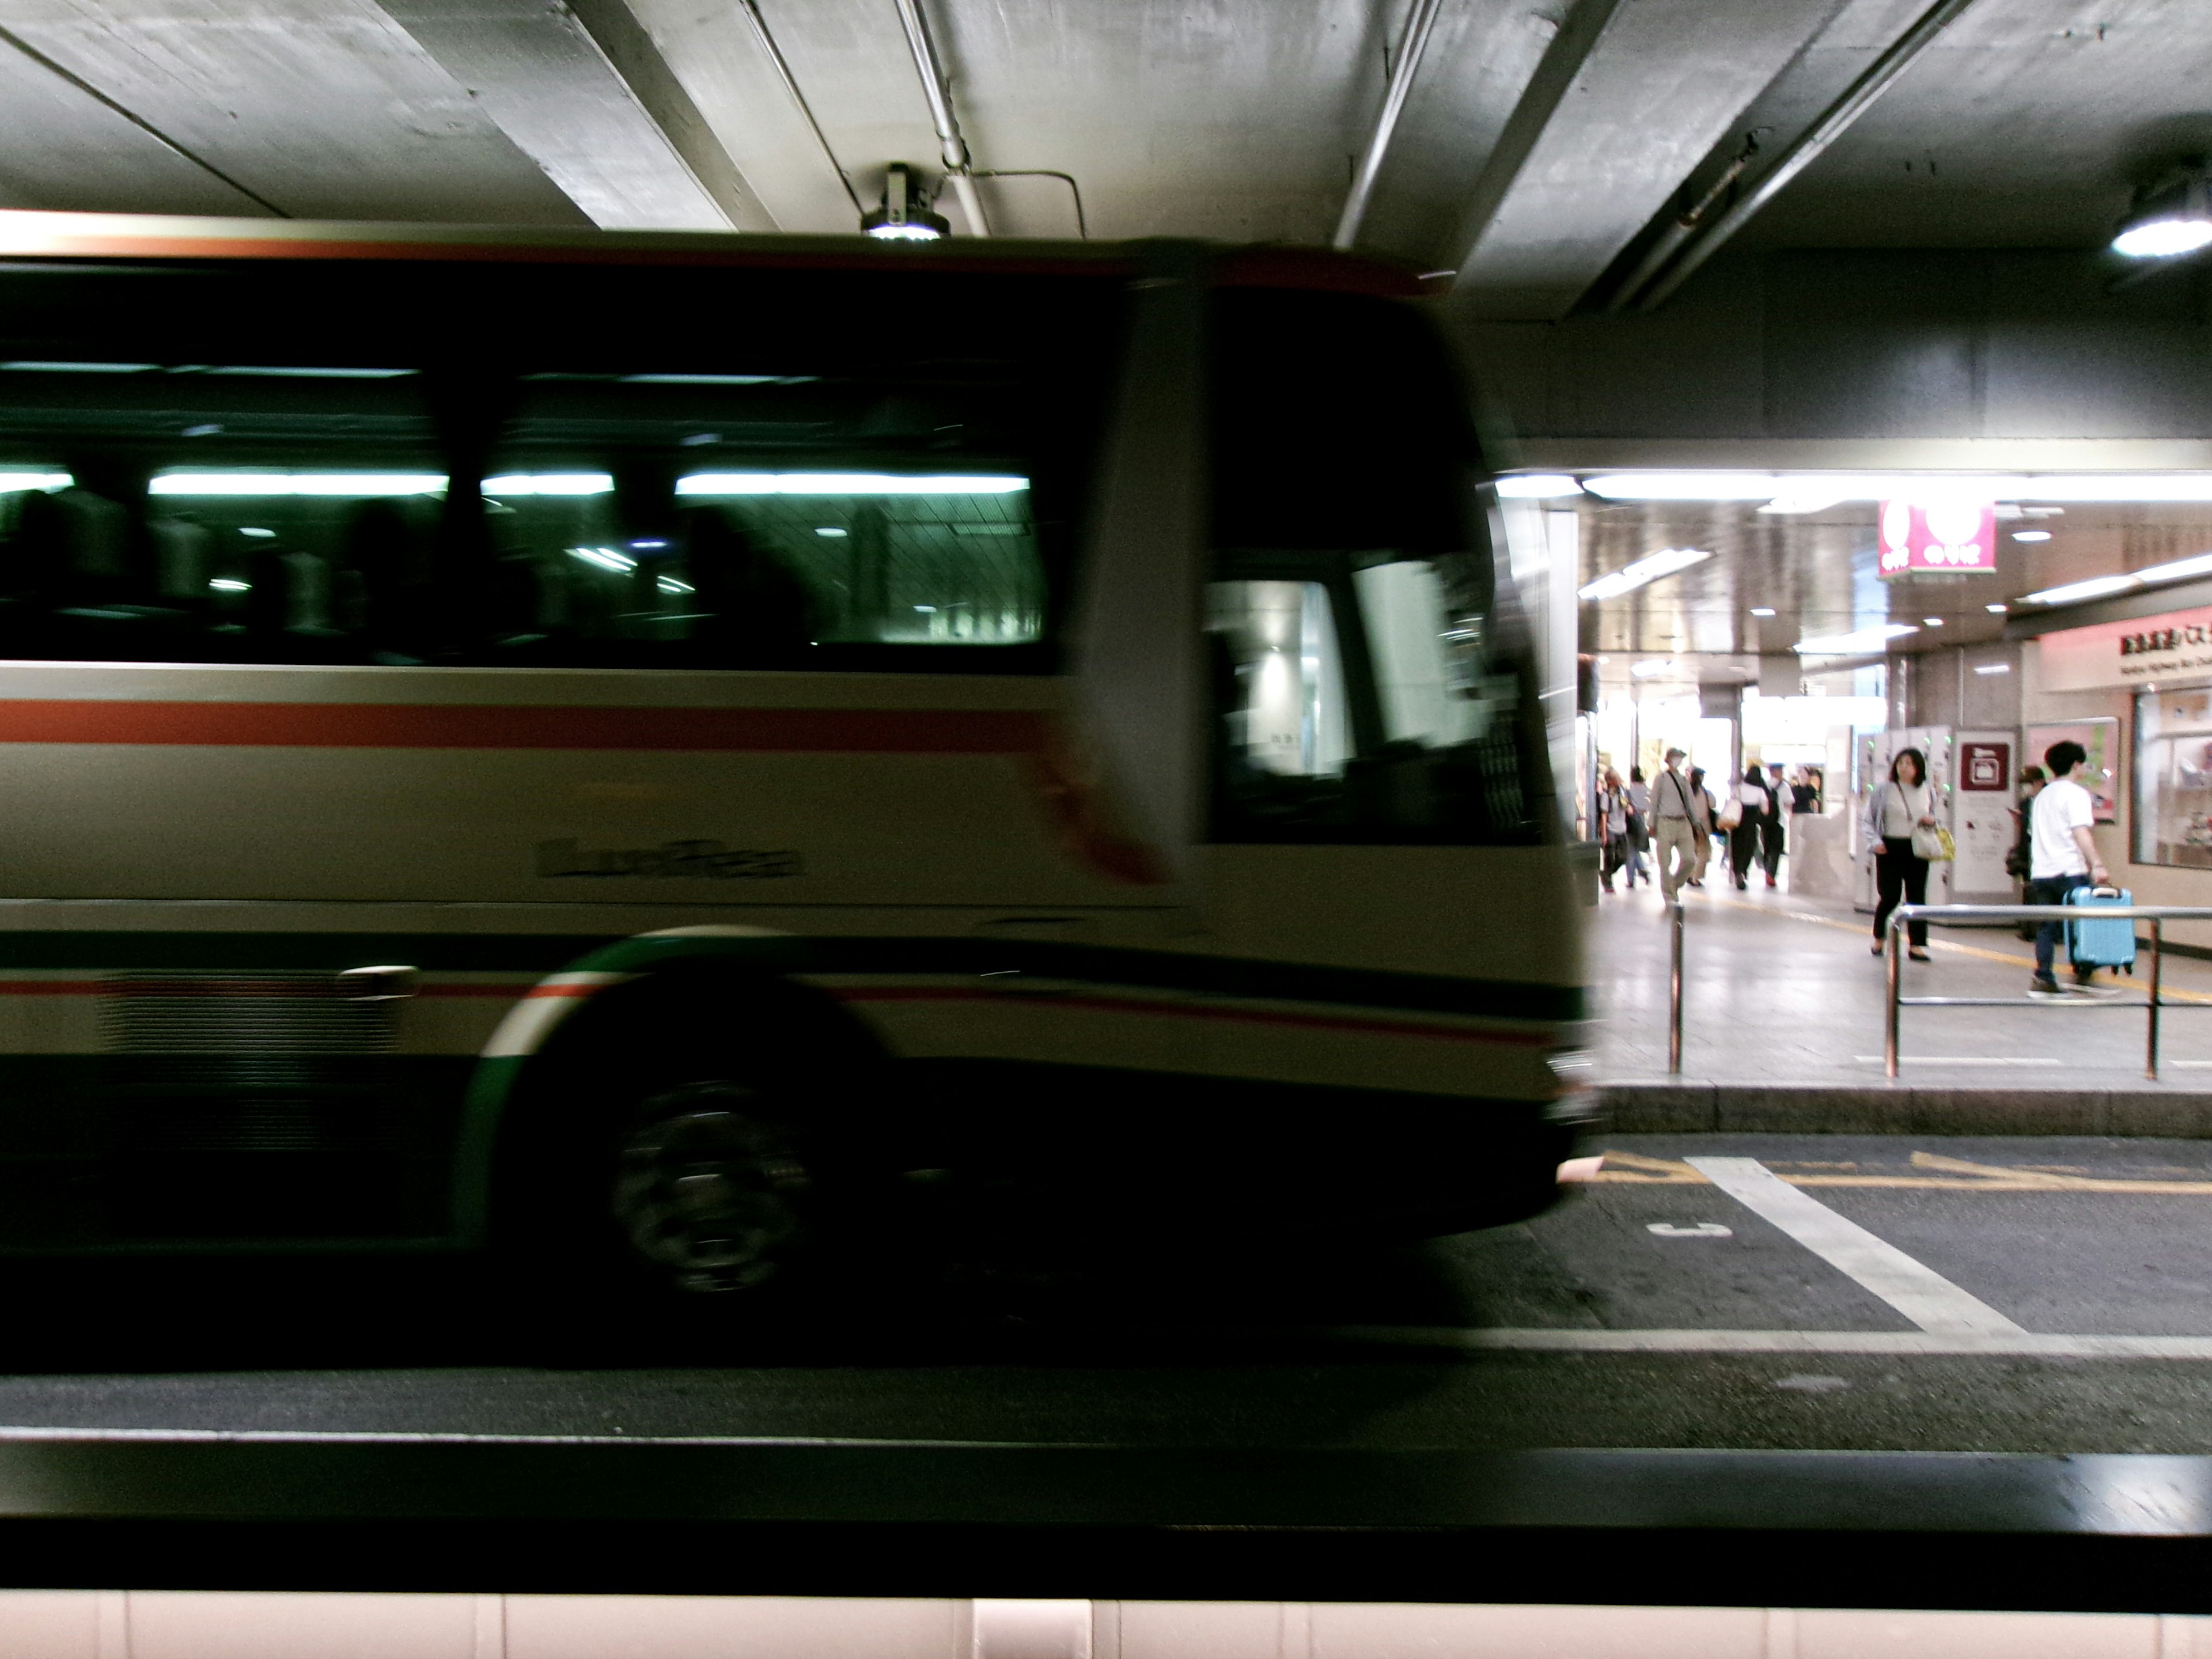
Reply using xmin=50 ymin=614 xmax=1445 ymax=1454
xmin=2087 ymin=885 xmax=2123 ymax=899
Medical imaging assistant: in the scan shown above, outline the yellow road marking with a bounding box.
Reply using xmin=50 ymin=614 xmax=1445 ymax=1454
xmin=1592 ymin=1145 xmax=2212 ymax=1194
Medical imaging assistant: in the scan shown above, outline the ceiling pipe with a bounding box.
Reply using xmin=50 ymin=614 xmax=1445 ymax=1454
xmin=1623 ymin=0 xmax=1987 ymax=313
xmin=891 ymin=0 xmax=988 ymax=236
xmin=737 ymin=0 xmax=865 ymax=217
xmin=1332 ymin=0 xmax=1449 ymax=251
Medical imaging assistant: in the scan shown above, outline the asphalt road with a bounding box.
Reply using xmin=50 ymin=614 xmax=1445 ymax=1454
xmin=5 ymin=1133 xmax=2211 ymax=1455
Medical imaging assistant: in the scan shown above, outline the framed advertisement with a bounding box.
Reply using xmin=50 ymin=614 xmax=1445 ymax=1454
xmin=2025 ymin=719 xmax=2118 ymax=824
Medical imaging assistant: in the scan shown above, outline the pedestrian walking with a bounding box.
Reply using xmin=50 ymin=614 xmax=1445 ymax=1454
xmin=2028 ymin=742 xmax=2110 ymax=997
xmin=1790 ymin=766 xmax=1820 ymax=816
xmin=2008 ymin=764 xmax=2046 ymax=942
xmin=1760 ymin=761 xmax=1790 ymax=885
xmin=1728 ymin=765 xmax=1770 ymax=890
xmin=1626 ymin=768 xmax=1652 ymax=888
xmin=1598 ymin=767 xmax=1628 ymax=893
xmin=1651 ymin=747 xmax=1700 ymax=900
xmin=1687 ymin=764 xmax=1715 ymax=888
xmin=1865 ymin=746 xmax=1937 ymax=961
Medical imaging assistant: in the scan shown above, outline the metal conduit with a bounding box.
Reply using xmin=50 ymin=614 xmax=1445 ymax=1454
xmin=1624 ymin=0 xmax=1987 ymax=312
xmin=892 ymin=0 xmax=989 ymax=236
xmin=1332 ymin=0 xmax=1449 ymax=251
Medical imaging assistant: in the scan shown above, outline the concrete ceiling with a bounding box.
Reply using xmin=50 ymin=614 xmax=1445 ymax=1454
xmin=0 ymin=0 xmax=2200 ymax=319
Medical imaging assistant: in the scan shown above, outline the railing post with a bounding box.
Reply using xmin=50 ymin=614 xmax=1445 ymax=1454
xmin=1884 ymin=910 xmax=1903 ymax=1080
xmin=2149 ymin=918 xmax=2164 ymax=1081
xmin=1668 ymin=900 xmax=1684 ymax=1076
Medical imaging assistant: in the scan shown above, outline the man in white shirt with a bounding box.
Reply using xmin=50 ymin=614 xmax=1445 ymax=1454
xmin=2028 ymin=740 xmax=2110 ymax=995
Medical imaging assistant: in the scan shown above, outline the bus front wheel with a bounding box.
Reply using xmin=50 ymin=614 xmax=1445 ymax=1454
xmin=609 ymin=1080 xmax=814 ymax=1295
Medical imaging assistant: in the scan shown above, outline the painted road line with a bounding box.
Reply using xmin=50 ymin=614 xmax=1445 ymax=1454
xmin=1685 ymin=1156 xmax=2026 ymax=1336
xmin=1595 ymin=1147 xmax=2212 ymax=1195
xmin=1328 ymin=1327 xmax=2212 ymax=1358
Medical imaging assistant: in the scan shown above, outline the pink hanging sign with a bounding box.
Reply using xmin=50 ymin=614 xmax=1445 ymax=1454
xmin=1877 ymin=499 xmax=1997 ymax=578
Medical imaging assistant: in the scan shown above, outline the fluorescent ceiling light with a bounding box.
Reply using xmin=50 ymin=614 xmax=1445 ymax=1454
xmin=0 ymin=472 xmax=70 ymax=492
xmin=621 ymin=374 xmax=781 ymax=385
xmin=1495 ymin=474 xmax=1582 ymax=498
xmin=1584 ymin=472 xmax=1783 ymax=500
xmin=1987 ymin=603 xmax=2008 ymax=613
xmin=482 ymin=474 xmax=612 ymax=497
xmin=1794 ymin=623 xmax=1918 ymax=656
xmin=2021 ymin=574 xmax=2139 ymax=605
xmin=2014 ymin=475 xmax=2212 ymax=501
xmin=149 ymin=472 xmax=445 ymax=497
xmin=1923 ymin=617 xmax=1944 ymax=626
xmin=2012 ymin=530 xmax=2051 ymax=542
xmin=1974 ymin=663 xmax=2012 ymax=675
xmin=1576 ymin=546 xmax=1713 ymax=601
xmin=1630 ymin=658 xmax=1676 ymax=677
xmin=0 ymin=361 xmax=156 ymax=373
xmin=1749 ymin=607 xmax=1776 ymax=616
xmin=676 ymin=473 xmax=1027 ymax=495
xmin=1758 ymin=493 xmax=1846 ymax=514
xmin=204 ymin=366 xmax=414 ymax=379
xmin=815 ymin=527 xmax=848 ymax=537
xmin=208 ymin=577 xmax=250 ymax=592
xmin=569 ymin=546 xmax=635 ymax=573
xmin=2130 ymin=551 xmax=2212 ymax=585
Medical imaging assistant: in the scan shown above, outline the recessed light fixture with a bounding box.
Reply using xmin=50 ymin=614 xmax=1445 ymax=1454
xmin=1923 ymin=617 xmax=1944 ymax=627
xmin=2021 ymin=574 xmax=2139 ymax=605
xmin=1974 ymin=663 xmax=2012 ymax=675
xmin=1986 ymin=603 xmax=2008 ymax=613
xmin=815 ymin=527 xmax=849 ymax=537
xmin=1749 ymin=607 xmax=1777 ymax=617
xmin=2013 ymin=530 xmax=2051 ymax=543
xmin=1577 ymin=547 xmax=1713 ymax=602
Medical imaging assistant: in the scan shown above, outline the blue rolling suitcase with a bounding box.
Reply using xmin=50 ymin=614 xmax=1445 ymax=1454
xmin=2066 ymin=885 xmax=2137 ymax=974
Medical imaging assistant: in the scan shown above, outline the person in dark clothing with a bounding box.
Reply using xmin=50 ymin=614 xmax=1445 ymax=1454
xmin=2008 ymin=764 xmax=2047 ymax=941
xmin=1759 ymin=761 xmax=1789 ymax=885
xmin=1729 ymin=765 xmax=1771 ymax=890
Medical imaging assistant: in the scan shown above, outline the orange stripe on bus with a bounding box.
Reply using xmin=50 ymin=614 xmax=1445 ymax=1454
xmin=0 ymin=701 xmax=1050 ymax=753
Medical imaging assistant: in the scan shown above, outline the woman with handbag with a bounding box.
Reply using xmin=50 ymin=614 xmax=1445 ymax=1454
xmin=1865 ymin=746 xmax=1938 ymax=961
xmin=1598 ymin=767 xmax=1628 ymax=893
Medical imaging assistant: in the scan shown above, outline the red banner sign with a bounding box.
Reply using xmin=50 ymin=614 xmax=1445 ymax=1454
xmin=1877 ymin=499 xmax=1997 ymax=578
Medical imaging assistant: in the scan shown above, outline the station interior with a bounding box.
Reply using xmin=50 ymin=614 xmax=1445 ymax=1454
xmin=2 ymin=0 xmax=2212 ymax=1653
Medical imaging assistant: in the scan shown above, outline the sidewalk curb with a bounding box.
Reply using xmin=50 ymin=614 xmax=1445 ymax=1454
xmin=1599 ymin=1082 xmax=2212 ymax=1138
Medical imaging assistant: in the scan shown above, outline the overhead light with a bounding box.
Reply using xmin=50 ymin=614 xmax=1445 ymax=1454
xmin=1584 ymin=472 xmax=1784 ymax=501
xmin=483 ymin=474 xmax=612 ymax=497
xmin=150 ymin=472 xmax=445 ymax=497
xmin=569 ymin=546 xmax=636 ymax=573
xmin=1793 ymin=623 xmax=1918 ymax=656
xmin=1495 ymin=474 xmax=1582 ymax=498
xmin=0 ymin=471 xmax=70 ymax=491
xmin=239 ymin=527 xmax=275 ymax=538
xmin=1757 ymin=493 xmax=1845 ymax=514
xmin=2021 ymin=574 xmax=2139 ymax=605
xmin=1630 ymin=658 xmax=1676 ymax=678
xmin=862 ymin=162 xmax=950 ymax=241
xmin=677 ymin=472 xmax=1027 ymax=495
xmin=1986 ymin=603 xmax=2008 ymax=613
xmin=815 ymin=527 xmax=849 ymax=537
xmin=1577 ymin=546 xmax=1713 ymax=601
xmin=1975 ymin=663 xmax=2012 ymax=675
xmin=1749 ymin=607 xmax=1776 ymax=617
xmin=207 ymin=577 xmax=250 ymax=592
xmin=2012 ymin=530 xmax=2051 ymax=542
xmin=1575 ymin=471 xmax=2212 ymax=505
xmin=2132 ymin=550 xmax=2212 ymax=585
xmin=2112 ymin=171 xmax=2212 ymax=259
xmin=1923 ymin=617 xmax=1944 ymax=627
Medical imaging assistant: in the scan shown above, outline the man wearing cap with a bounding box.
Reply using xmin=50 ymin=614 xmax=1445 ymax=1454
xmin=1652 ymin=747 xmax=1700 ymax=900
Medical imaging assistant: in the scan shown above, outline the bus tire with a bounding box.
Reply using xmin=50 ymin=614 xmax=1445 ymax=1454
xmin=491 ymin=979 xmax=886 ymax=1328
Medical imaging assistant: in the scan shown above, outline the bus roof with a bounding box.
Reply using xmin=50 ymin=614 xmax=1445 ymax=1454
xmin=0 ymin=210 xmax=1440 ymax=298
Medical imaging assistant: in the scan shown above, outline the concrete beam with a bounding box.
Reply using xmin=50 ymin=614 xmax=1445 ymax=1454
xmin=378 ymin=0 xmax=775 ymax=231
xmin=1447 ymin=0 xmax=1850 ymax=320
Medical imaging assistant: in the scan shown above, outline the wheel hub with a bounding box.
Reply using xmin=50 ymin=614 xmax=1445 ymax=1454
xmin=611 ymin=1088 xmax=810 ymax=1293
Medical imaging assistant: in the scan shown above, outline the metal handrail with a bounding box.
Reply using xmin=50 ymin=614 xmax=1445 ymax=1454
xmin=1883 ymin=903 xmax=2212 ymax=1080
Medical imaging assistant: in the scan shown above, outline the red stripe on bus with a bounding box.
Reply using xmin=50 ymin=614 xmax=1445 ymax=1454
xmin=831 ymin=986 xmax=1554 ymax=1046
xmin=0 ymin=981 xmax=541 ymax=997
xmin=0 ymin=702 xmax=1050 ymax=754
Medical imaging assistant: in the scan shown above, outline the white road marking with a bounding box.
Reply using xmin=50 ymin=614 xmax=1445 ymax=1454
xmin=1685 ymin=1156 xmax=2026 ymax=1336
xmin=1330 ymin=1327 xmax=2212 ymax=1358
xmin=1850 ymin=1056 xmax=2061 ymax=1066
xmin=1646 ymin=1222 xmax=1733 ymax=1237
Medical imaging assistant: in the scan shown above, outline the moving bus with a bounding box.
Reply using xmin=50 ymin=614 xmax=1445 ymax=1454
xmin=0 ymin=211 xmax=1584 ymax=1300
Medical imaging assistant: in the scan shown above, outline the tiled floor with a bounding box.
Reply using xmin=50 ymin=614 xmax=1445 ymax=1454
xmin=1590 ymin=877 xmax=2212 ymax=1088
